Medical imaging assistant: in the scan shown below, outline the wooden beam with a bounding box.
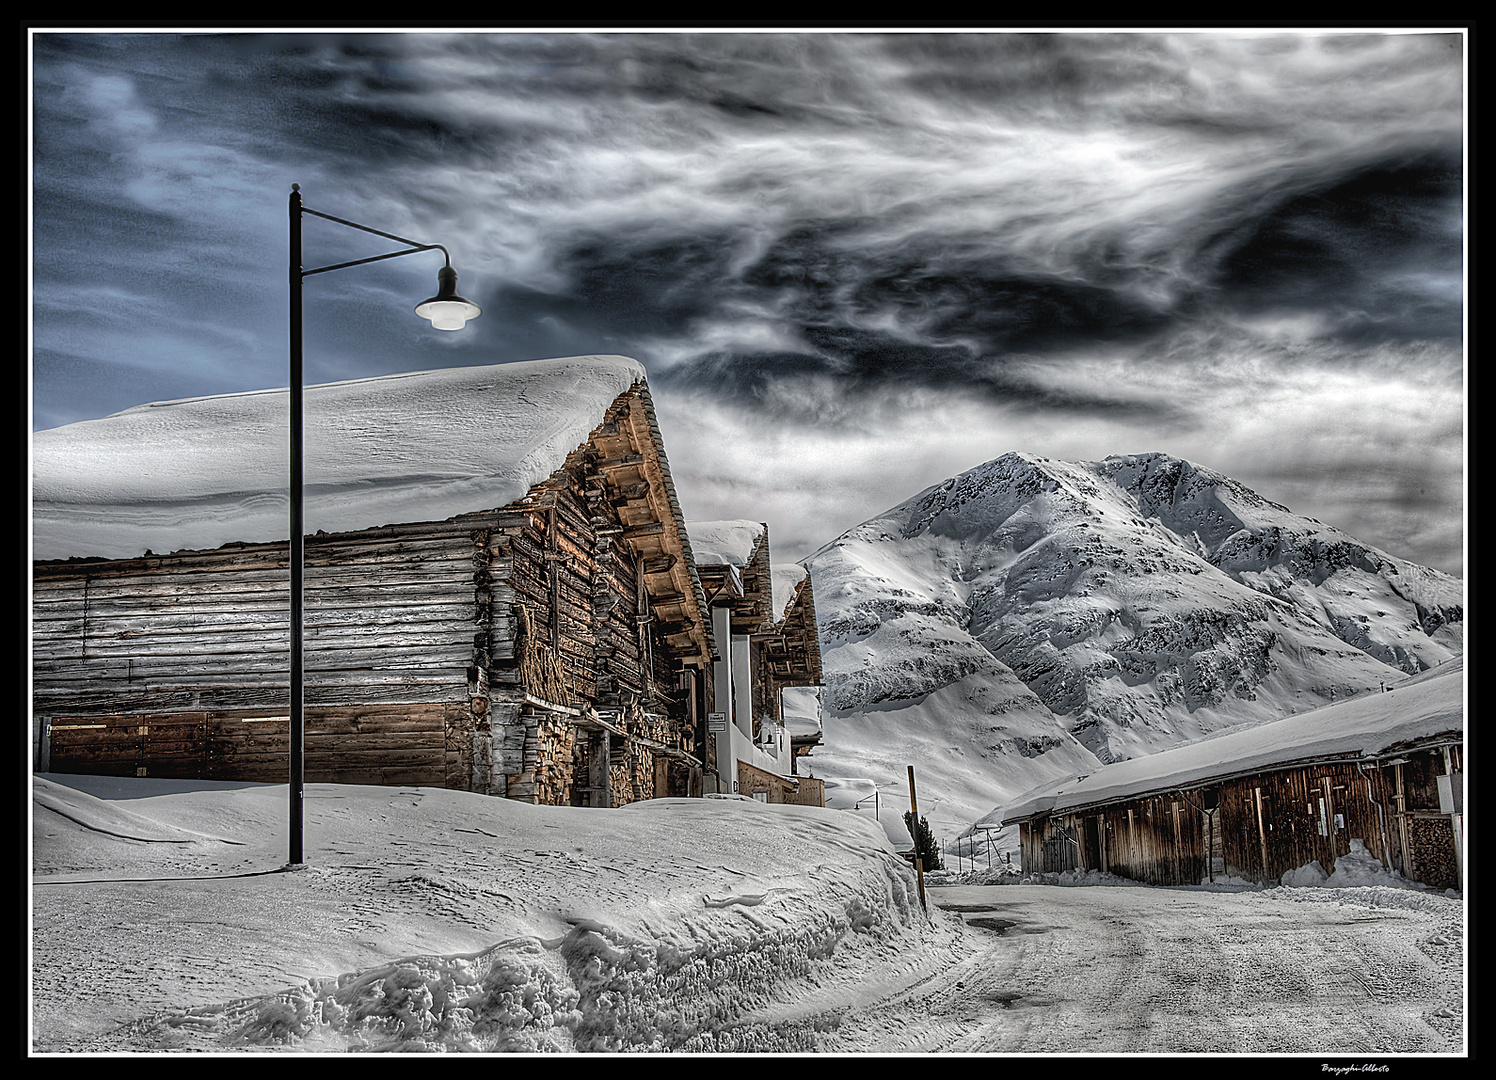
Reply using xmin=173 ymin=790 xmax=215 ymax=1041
xmin=596 ymin=453 xmax=645 ymax=471
xmin=622 ymin=522 xmax=665 ymax=541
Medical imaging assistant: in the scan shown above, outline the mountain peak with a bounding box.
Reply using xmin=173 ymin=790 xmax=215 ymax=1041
xmin=806 ymin=450 xmax=1463 ymax=832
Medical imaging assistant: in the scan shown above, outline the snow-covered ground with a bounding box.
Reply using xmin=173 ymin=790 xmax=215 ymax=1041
xmin=30 ymin=773 xmax=961 ymax=1053
xmin=30 ymin=773 xmax=1464 ymax=1055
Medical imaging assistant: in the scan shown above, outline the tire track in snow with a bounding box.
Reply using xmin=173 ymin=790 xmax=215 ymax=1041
xmin=817 ymin=884 xmax=1463 ymax=1054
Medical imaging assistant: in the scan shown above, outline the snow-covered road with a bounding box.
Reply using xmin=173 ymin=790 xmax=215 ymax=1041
xmin=821 ymin=884 xmax=1465 ymax=1054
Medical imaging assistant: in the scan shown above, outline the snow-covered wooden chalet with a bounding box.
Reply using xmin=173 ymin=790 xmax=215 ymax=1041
xmin=1001 ymin=657 xmax=1464 ymax=890
xmin=687 ymin=520 xmax=825 ymax=805
xmin=32 ymin=356 xmax=721 ymax=807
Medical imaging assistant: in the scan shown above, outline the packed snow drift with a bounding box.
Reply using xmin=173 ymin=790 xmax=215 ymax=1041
xmin=30 ymin=772 xmax=1465 ymax=1055
xmin=31 ymin=774 xmax=962 ymax=1053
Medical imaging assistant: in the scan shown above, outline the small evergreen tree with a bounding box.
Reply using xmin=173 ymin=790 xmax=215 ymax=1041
xmin=904 ymin=811 xmax=943 ymax=871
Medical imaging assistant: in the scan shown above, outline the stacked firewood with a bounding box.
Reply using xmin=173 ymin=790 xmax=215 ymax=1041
xmin=515 ymin=604 xmax=570 ymax=706
xmin=531 ymin=710 xmax=577 ymax=806
xmin=1408 ymin=816 xmax=1460 ymax=889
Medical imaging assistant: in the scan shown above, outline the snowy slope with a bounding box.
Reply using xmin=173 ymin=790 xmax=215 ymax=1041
xmin=31 ymin=356 xmax=646 ymax=561
xmin=808 ymin=504 xmax=1102 ymax=851
xmin=806 ymin=451 xmax=1463 ymax=847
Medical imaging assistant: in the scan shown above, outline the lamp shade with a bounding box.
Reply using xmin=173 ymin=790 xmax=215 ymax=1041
xmin=415 ymin=266 xmax=481 ymax=331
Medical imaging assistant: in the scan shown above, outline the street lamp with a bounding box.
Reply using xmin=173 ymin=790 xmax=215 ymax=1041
xmin=286 ymin=184 xmax=479 ymax=866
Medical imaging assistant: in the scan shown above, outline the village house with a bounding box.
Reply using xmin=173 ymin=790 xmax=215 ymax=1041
xmin=687 ymin=520 xmax=825 ymax=806
xmin=31 ymin=356 xmax=745 ymax=808
xmin=1001 ymin=657 xmax=1464 ymax=890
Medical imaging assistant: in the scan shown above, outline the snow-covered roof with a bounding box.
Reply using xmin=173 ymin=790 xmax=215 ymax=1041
xmin=685 ymin=519 xmax=767 ymax=568
xmin=32 ymin=356 xmax=647 ymax=561
xmin=770 ymin=563 xmax=808 ymax=623
xmin=1002 ymin=656 xmax=1464 ymax=823
xmin=780 ymin=684 xmax=822 ymax=739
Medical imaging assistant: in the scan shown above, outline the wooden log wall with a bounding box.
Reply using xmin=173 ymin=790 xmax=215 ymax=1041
xmin=495 ymin=489 xmax=655 ymax=713
xmin=33 ymin=385 xmax=713 ymax=807
xmin=1217 ymin=761 xmax=1392 ymax=884
xmin=34 ymin=528 xmax=480 ymax=716
xmin=43 ymin=702 xmax=460 ymax=787
xmin=485 ymin=395 xmax=701 ymax=807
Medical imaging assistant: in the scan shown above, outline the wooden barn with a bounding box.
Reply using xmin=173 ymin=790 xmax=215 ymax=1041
xmin=1002 ymin=658 xmax=1464 ymax=890
xmin=31 ymin=356 xmax=722 ymax=808
xmin=687 ymin=520 xmax=825 ymax=806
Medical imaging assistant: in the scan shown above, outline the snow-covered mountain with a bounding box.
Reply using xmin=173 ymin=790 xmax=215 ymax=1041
xmin=805 ymin=451 xmax=1463 ymax=848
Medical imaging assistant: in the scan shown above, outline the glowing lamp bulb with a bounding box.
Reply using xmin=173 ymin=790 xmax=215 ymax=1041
xmin=415 ymin=266 xmax=481 ymax=331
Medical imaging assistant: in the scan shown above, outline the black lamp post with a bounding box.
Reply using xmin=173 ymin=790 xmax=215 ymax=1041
xmin=286 ymin=184 xmax=479 ymax=866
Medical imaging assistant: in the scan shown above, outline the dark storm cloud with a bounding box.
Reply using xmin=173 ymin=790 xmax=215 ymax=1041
xmin=739 ymin=225 xmax=1178 ymax=349
xmin=501 ymin=214 xmax=1179 ymax=406
xmin=496 ymin=229 xmax=743 ymax=338
xmin=1195 ymin=144 xmax=1464 ymax=343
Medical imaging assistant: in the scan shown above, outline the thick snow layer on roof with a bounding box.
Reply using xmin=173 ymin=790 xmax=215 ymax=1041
xmin=32 ymin=356 xmax=646 ymax=561
xmin=781 ymin=684 xmax=823 ymax=739
xmin=1003 ymin=656 xmax=1463 ymax=823
xmin=771 ymin=563 xmax=808 ymax=623
xmin=686 ymin=519 xmax=766 ymax=568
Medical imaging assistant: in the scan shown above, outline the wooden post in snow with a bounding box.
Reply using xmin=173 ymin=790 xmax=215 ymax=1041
xmin=1254 ymin=786 xmax=1271 ymax=886
xmin=908 ymin=764 xmax=926 ymax=910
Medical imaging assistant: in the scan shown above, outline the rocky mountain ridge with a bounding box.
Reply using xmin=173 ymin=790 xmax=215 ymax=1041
xmin=805 ymin=451 xmax=1462 ymax=842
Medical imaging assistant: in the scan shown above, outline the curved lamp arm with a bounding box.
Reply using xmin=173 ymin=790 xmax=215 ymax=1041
xmin=292 ymin=184 xmax=480 ymax=329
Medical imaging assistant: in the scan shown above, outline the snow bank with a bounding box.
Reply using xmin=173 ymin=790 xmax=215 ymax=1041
xmin=1280 ymin=861 xmax=1331 ymax=888
xmin=32 ymin=356 xmax=646 ymax=561
xmin=32 ymin=776 xmax=963 ymax=1053
xmin=1279 ymin=839 xmax=1439 ymax=893
xmin=1019 ymin=868 xmax=1146 ymax=888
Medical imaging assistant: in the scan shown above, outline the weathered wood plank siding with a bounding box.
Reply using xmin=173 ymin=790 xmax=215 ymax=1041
xmin=44 ymin=703 xmax=459 ymax=786
xmin=1216 ymin=761 xmax=1394 ymax=884
xmin=34 ymin=528 xmax=479 ymax=715
xmin=1021 ymin=798 xmax=1205 ymax=885
xmin=1017 ymin=742 xmax=1460 ymax=890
